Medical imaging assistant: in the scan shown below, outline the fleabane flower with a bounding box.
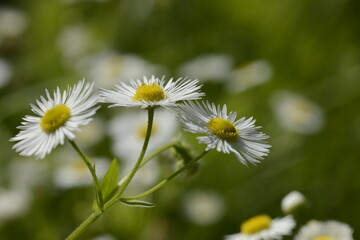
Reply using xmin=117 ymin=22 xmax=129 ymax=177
xmin=177 ymin=101 xmax=270 ymax=165
xmin=10 ymin=80 xmax=99 ymax=159
xmin=294 ymin=220 xmax=354 ymax=240
xmin=100 ymin=75 xmax=204 ymax=108
xmin=224 ymin=215 xmax=295 ymax=240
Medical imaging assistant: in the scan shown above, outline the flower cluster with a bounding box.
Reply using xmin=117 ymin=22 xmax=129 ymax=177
xmin=11 ymin=75 xmax=271 ymax=165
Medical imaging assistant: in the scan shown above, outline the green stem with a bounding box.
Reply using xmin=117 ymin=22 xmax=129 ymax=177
xmin=117 ymin=141 xmax=177 ymax=186
xmin=114 ymin=107 xmax=155 ymax=198
xmin=68 ymin=139 xmax=104 ymax=210
xmin=65 ymin=211 xmax=102 ymax=240
xmin=123 ymin=150 xmax=209 ymax=201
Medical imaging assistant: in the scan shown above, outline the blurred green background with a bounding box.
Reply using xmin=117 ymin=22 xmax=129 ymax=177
xmin=0 ymin=0 xmax=359 ymax=239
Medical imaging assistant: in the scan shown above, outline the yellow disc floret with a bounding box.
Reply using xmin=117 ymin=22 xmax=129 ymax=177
xmin=40 ymin=104 xmax=71 ymax=133
xmin=208 ymin=118 xmax=238 ymax=141
xmin=241 ymin=214 xmax=272 ymax=235
xmin=133 ymin=83 xmax=166 ymax=102
xmin=313 ymin=237 xmax=334 ymax=240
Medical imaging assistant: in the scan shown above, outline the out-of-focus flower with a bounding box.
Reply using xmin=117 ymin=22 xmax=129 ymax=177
xmin=281 ymin=191 xmax=306 ymax=215
xmin=294 ymin=220 xmax=353 ymax=240
xmin=109 ymin=109 xmax=178 ymax=190
xmin=10 ymin=80 xmax=100 ymax=159
xmin=90 ymin=234 xmax=117 ymax=240
xmin=101 ymin=75 xmax=204 ymax=109
xmin=8 ymin=157 xmax=48 ymax=191
xmin=182 ymin=190 xmax=225 ymax=225
xmin=0 ymin=58 xmax=13 ymax=88
xmin=0 ymin=188 xmax=31 ymax=223
xmin=0 ymin=7 xmax=27 ymax=43
xmin=58 ymin=0 xmax=109 ymax=5
xmin=75 ymin=117 xmax=105 ymax=147
xmin=108 ymin=109 xmax=178 ymax=161
xmin=224 ymin=215 xmax=295 ymax=240
xmin=226 ymin=60 xmax=272 ymax=93
xmin=270 ymin=91 xmax=324 ymax=134
xmin=57 ymin=24 xmax=99 ymax=64
xmin=177 ymin=101 xmax=270 ymax=165
xmin=81 ymin=51 xmax=166 ymax=89
xmin=54 ymin=150 xmax=109 ymax=189
xmin=178 ymin=54 xmax=233 ymax=82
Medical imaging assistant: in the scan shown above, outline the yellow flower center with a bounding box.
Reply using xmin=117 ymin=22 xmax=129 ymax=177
xmin=133 ymin=83 xmax=166 ymax=102
xmin=137 ymin=123 xmax=157 ymax=138
xmin=313 ymin=237 xmax=334 ymax=240
xmin=241 ymin=215 xmax=272 ymax=235
xmin=40 ymin=105 xmax=71 ymax=133
xmin=208 ymin=118 xmax=238 ymax=141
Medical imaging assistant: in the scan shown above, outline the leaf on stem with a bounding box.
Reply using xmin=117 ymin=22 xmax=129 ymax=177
xmin=119 ymin=199 xmax=158 ymax=208
xmin=92 ymin=159 xmax=119 ymax=211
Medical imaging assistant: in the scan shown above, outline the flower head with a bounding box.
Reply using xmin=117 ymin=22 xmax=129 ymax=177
xmin=294 ymin=220 xmax=353 ymax=240
xmin=11 ymin=80 xmax=99 ymax=159
xmin=100 ymin=75 xmax=204 ymax=108
xmin=281 ymin=191 xmax=306 ymax=215
xmin=224 ymin=215 xmax=295 ymax=240
xmin=177 ymin=101 xmax=270 ymax=165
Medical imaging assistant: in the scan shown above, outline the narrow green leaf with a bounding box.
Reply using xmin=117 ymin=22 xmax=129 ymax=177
xmin=119 ymin=199 xmax=158 ymax=208
xmin=101 ymin=159 xmax=120 ymax=201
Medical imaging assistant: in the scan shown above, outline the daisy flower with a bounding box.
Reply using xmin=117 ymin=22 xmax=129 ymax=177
xmin=224 ymin=215 xmax=295 ymax=240
xmin=100 ymin=75 xmax=204 ymax=108
xmin=294 ymin=220 xmax=354 ymax=240
xmin=10 ymin=80 xmax=99 ymax=159
xmin=177 ymin=101 xmax=270 ymax=165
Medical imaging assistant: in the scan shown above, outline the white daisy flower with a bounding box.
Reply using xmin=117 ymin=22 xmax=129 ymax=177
xmin=224 ymin=215 xmax=295 ymax=240
xmin=177 ymin=101 xmax=270 ymax=165
xmin=100 ymin=75 xmax=204 ymax=109
xmin=294 ymin=220 xmax=354 ymax=240
xmin=281 ymin=191 xmax=306 ymax=215
xmin=10 ymin=79 xmax=100 ymax=159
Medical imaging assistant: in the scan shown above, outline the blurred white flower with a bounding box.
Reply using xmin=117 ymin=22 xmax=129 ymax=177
xmin=226 ymin=60 xmax=272 ymax=93
xmin=178 ymin=54 xmax=233 ymax=82
xmin=8 ymin=157 xmax=48 ymax=191
xmin=108 ymin=109 xmax=178 ymax=160
xmin=81 ymin=50 xmax=167 ymax=89
xmin=225 ymin=215 xmax=295 ymax=240
xmin=294 ymin=220 xmax=353 ymax=240
xmin=90 ymin=234 xmax=117 ymax=240
xmin=108 ymin=109 xmax=178 ymax=189
xmin=0 ymin=188 xmax=31 ymax=223
xmin=0 ymin=58 xmax=13 ymax=88
xmin=270 ymin=91 xmax=324 ymax=134
xmin=281 ymin=191 xmax=306 ymax=215
xmin=0 ymin=7 xmax=27 ymax=43
xmin=54 ymin=151 xmax=109 ymax=189
xmin=57 ymin=24 xmax=97 ymax=64
xmin=75 ymin=117 xmax=105 ymax=147
xmin=182 ymin=190 xmax=225 ymax=225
